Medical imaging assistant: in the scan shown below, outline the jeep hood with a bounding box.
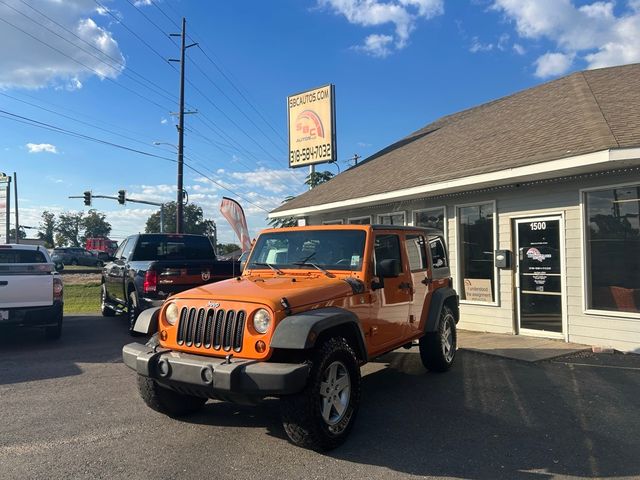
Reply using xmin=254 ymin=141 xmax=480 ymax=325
xmin=173 ymin=275 xmax=355 ymax=312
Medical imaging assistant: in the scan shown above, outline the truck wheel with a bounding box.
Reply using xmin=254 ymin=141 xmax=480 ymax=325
xmin=45 ymin=317 xmax=63 ymax=340
xmin=96 ymin=260 xmax=104 ymax=268
xmin=101 ymin=284 xmax=116 ymax=317
xmin=127 ymin=290 xmax=140 ymax=334
xmin=280 ymin=337 xmax=361 ymax=451
xmin=137 ymin=376 xmax=206 ymax=417
xmin=419 ymin=306 xmax=457 ymax=372
xmin=70 ymin=259 xmax=78 ymax=266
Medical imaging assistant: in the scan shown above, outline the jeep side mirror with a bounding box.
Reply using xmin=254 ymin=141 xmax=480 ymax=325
xmin=377 ymin=259 xmax=400 ymax=278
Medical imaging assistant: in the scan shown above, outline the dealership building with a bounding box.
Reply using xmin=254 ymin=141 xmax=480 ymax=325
xmin=270 ymin=63 xmax=640 ymax=353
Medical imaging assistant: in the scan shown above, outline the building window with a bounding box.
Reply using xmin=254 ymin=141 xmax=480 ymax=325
xmin=348 ymin=216 xmax=371 ymax=224
xmin=585 ymin=185 xmax=640 ymax=314
xmin=458 ymin=203 xmax=495 ymax=303
xmin=322 ymin=219 xmax=343 ymax=225
xmin=378 ymin=212 xmax=406 ymax=225
xmin=429 ymin=238 xmax=448 ymax=269
xmin=414 ymin=207 xmax=445 ymax=232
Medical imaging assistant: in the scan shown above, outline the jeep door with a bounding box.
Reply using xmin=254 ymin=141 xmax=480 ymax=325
xmin=370 ymin=232 xmax=413 ymax=350
xmin=404 ymin=233 xmax=433 ymax=335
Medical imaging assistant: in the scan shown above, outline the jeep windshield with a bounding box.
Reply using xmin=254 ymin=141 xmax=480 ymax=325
xmin=247 ymin=229 xmax=366 ymax=272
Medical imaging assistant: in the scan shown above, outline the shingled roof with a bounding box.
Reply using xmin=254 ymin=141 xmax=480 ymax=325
xmin=272 ymin=63 xmax=640 ymax=215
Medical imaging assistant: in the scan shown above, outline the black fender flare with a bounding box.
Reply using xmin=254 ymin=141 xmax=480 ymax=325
xmin=270 ymin=307 xmax=368 ymax=362
xmin=133 ymin=306 xmax=160 ymax=335
xmin=425 ymin=288 xmax=459 ymax=333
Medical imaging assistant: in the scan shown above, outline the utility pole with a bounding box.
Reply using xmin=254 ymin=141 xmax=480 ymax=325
xmin=13 ymin=172 xmax=19 ymax=244
xmin=169 ymin=18 xmax=197 ymax=234
xmin=352 ymin=154 xmax=361 ymax=166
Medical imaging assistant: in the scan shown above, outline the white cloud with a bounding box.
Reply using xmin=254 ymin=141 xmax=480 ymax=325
xmin=470 ymin=36 xmax=494 ymax=53
xmin=355 ymin=34 xmax=394 ymax=57
xmin=534 ymin=51 xmax=575 ymax=77
xmin=513 ymin=42 xmax=526 ymax=55
xmin=493 ymin=0 xmax=640 ymax=77
xmin=160 ymin=118 xmax=168 ymax=125
xmin=26 ymin=143 xmax=57 ymax=154
xmin=318 ymin=0 xmax=444 ymax=56
xmin=0 ymin=0 xmax=125 ymax=89
xmin=133 ymin=0 xmax=153 ymax=6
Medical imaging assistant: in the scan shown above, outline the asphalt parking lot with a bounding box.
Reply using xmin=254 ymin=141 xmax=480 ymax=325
xmin=1 ymin=316 xmax=639 ymax=480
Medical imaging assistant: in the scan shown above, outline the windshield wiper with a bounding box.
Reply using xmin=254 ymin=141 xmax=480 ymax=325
xmin=253 ymin=262 xmax=284 ymax=275
xmin=292 ymin=261 xmax=335 ymax=278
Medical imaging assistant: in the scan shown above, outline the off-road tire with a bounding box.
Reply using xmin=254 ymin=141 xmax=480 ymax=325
xmin=280 ymin=337 xmax=361 ymax=451
xmin=419 ymin=305 xmax=457 ymax=372
xmin=137 ymin=376 xmax=206 ymax=417
xmin=127 ymin=290 xmax=140 ymax=335
xmin=100 ymin=284 xmax=116 ymax=317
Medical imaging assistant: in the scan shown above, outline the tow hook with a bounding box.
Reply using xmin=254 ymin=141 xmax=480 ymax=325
xmin=224 ymin=353 xmax=233 ymax=365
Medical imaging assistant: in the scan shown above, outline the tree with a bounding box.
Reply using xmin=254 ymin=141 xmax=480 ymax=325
xmin=55 ymin=212 xmax=84 ymax=247
xmin=217 ymin=243 xmax=241 ymax=255
xmin=305 ymin=170 xmax=334 ymax=189
xmin=8 ymin=227 xmax=27 ymax=241
xmin=268 ymin=195 xmax=298 ymax=228
xmin=145 ymin=201 xmax=215 ymax=235
xmin=37 ymin=211 xmax=56 ymax=248
xmin=82 ymin=209 xmax=112 ymax=240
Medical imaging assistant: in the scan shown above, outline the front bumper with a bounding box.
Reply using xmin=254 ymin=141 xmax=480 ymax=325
xmin=122 ymin=342 xmax=310 ymax=398
xmin=0 ymin=302 xmax=63 ymax=327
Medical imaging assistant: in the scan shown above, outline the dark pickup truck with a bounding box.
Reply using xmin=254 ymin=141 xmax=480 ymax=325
xmin=100 ymin=233 xmax=240 ymax=333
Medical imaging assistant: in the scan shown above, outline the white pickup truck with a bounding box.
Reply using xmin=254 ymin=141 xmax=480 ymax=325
xmin=0 ymin=244 xmax=64 ymax=339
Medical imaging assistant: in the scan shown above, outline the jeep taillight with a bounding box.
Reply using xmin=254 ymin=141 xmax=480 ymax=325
xmin=143 ymin=271 xmax=158 ymax=293
xmin=53 ymin=277 xmax=63 ymax=300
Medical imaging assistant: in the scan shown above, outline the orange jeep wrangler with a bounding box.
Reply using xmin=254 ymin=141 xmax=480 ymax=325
xmin=123 ymin=225 xmax=459 ymax=450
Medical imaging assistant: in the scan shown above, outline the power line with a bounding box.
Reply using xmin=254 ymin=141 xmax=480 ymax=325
xmin=11 ymin=0 xmax=178 ymax=105
xmin=121 ymin=1 xmax=289 ymax=169
xmin=0 ymin=108 xmax=177 ymax=162
xmin=0 ymin=92 xmax=174 ymax=155
xmin=0 ymin=108 xmax=276 ymax=211
xmin=0 ymin=15 xmax=172 ymax=112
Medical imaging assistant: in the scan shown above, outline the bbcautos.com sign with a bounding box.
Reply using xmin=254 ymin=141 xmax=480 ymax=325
xmin=287 ymin=84 xmax=336 ymax=168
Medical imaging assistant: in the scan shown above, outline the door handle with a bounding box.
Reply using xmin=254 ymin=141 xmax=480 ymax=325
xmin=421 ymin=277 xmax=432 ymax=286
xmin=0 ymin=281 xmax=7 ymax=286
xmin=398 ymin=282 xmax=412 ymax=290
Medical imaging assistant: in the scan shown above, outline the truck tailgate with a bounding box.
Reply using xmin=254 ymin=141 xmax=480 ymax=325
xmin=156 ymin=263 xmax=237 ymax=295
xmin=0 ymin=272 xmax=53 ymax=308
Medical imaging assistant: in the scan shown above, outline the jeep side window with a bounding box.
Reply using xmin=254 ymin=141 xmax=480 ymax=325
xmin=430 ymin=239 xmax=448 ymax=269
xmin=405 ymin=234 xmax=428 ymax=272
xmin=374 ymin=234 xmax=403 ymax=274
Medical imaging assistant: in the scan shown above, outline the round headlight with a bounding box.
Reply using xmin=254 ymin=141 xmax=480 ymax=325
xmin=253 ymin=308 xmax=271 ymax=334
xmin=165 ymin=302 xmax=179 ymax=326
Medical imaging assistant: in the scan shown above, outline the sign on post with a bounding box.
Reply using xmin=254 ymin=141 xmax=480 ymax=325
xmin=287 ymin=84 xmax=336 ymax=168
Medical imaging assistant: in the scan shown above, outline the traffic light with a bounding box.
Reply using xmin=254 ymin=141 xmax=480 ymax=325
xmin=83 ymin=191 xmax=92 ymax=206
xmin=117 ymin=190 xmax=126 ymax=205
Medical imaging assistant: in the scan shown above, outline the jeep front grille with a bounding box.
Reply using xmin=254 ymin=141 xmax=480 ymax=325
xmin=176 ymin=307 xmax=246 ymax=352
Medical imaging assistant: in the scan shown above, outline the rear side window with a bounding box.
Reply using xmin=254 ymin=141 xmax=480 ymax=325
xmin=430 ymin=238 xmax=448 ymax=269
xmin=131 ymin=235 xmax=215 ymax=261
xmin=405 ymin=234 xmax=428 ymax=272
xmin=0 ymin=250 xmax=48 ymax=263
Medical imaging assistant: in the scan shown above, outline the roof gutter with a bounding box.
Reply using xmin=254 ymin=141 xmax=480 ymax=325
xmin=269 ymin=147 xmax=640 ymax=218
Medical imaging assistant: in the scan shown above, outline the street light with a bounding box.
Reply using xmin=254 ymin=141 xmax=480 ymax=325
xmin=153 ymin=141 xmax=177 ymax=150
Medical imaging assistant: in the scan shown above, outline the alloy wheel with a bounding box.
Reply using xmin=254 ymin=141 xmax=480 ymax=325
xmin=319 ymin=361 xmax=351 ymax=427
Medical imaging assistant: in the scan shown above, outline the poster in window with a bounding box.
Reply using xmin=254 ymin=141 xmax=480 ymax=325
xmin=463 ymin=278 xmax=493 ymax=302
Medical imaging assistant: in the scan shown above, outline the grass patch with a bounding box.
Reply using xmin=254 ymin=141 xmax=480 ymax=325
xmin=64 ymin=283 xmax=101 ymax=314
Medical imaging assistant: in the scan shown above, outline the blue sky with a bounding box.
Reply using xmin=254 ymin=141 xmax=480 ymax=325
xmin=1 ymin=0 xmax=639 ymax=244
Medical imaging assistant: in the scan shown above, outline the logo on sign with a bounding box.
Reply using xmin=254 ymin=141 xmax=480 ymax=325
xmin=201 ymin=270 xmax=211 ymax=281
xmin=295 ymin=110 xmax=325 ymax=141
xmin=526 ymin=247 xmax=552 ymax=263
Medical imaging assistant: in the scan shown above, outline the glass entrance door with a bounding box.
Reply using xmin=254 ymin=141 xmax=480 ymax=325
xmin=515 ymin=217 xmax=564 ymax=335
